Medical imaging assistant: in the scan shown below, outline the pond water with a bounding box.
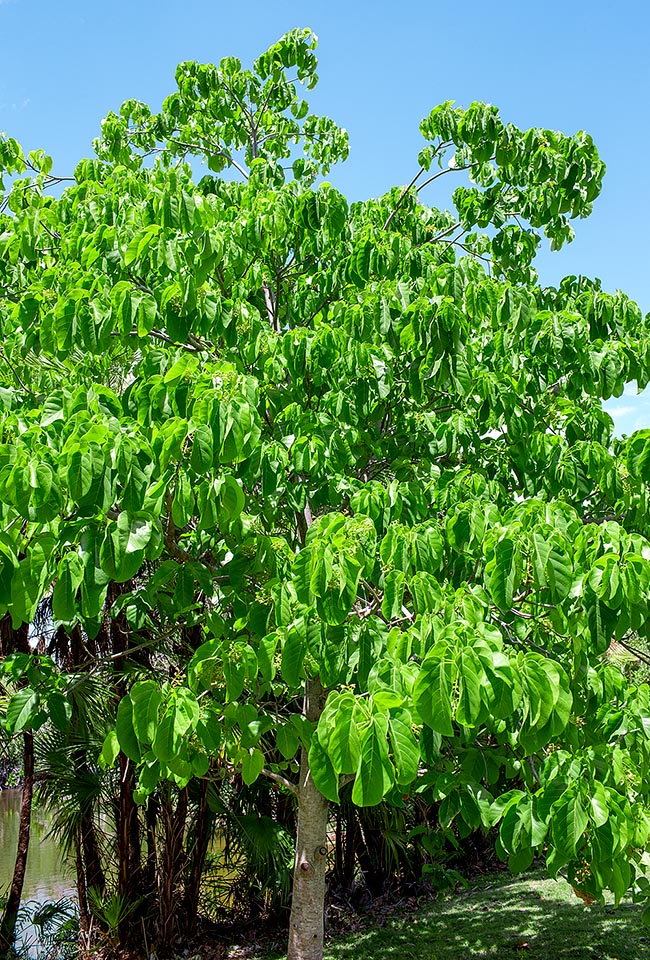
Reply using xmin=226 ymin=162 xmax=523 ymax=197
xmin=0 ymin=789 xmax=77 ymax=951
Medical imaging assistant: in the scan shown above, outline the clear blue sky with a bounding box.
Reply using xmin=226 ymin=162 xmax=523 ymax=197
xmin=1 ymin=0 xmax=648 ymax=432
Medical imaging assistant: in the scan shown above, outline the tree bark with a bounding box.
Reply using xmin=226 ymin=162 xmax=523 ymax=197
xmin=143 ymin=794 xmax=158 ymax=899
xmin=81 ymin=809 xmax=106 ymax=898
xmin=0 ymin=730 xmax=34 ymax=959
xmin=181 ymin=778 xmax=212 ymax=935
xmin=287 ymin=677 xmax=329 ymax=960
xmin=158 ymin=786 xmax=188 ymax=946
xmin=74 ymin=829 xmax=91 ymax=950
xmin=117 ymin=752 xmax=140 ymax=947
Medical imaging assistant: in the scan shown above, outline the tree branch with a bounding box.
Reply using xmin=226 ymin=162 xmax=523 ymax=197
xmin=383 ymin=168 xmax=425 ymax=230
xmin=0 ymin=347 xmax=35 ymax=396
xmin=416 ymin=159 xmax=484 ymax=194
xmin=261 ymin=767 xmax=299 ymax=795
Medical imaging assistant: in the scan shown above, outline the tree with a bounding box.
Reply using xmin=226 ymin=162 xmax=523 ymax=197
xmin=2 ymin=27 xmax=650 ymax=960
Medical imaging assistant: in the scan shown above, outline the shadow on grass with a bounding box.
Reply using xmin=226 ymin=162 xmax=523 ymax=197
xmin=325 ymin=870 xmax=649 ymax=960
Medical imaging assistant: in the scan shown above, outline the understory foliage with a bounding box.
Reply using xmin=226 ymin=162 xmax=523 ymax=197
xmin=2 ymin=26 xmax=650 ymax=960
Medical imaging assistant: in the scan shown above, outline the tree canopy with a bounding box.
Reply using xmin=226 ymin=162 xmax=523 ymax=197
xmin=2 ymin=27 xmax=650 ymax=960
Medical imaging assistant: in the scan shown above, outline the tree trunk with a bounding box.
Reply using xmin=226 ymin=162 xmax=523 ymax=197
xmin=117 ymin=752 xmax=140 ymax=947
xmin=158 ymin=786 xmax=188 ymax=946
xmin=74 ymin=829 xmax=91 ymax=951
xmin=287 ymin=677 xmax=329 ymax=960
xmin=81 ymin=809 xmax=106 ymax=898
xmin=181 ymin=778 xmax=212 ymax=936
xmin=0 ymin=730 xmax=34 ymax=959
xmin=143 ymin=794 xmax=158 ymax=898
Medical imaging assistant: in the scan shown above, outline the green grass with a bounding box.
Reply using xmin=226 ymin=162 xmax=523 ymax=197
xmin=321 ymin=870 xmax=649 ymax=960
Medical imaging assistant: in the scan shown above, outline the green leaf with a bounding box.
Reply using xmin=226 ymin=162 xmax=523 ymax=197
xmin=486 ymin=537 xmax=517 ymax=611
xmin=320 ymin=692 xmax=360 ymax=775
xmin=153 ymin=711 xmax=178 ymax=762
xmin=352 ymin=716 xmax=394 ymax=806
xmin=353 ymin=240 xmax=373 ymax=283
xmin=172 ymin=474 xmax=194 ymax=528
xmin=5 ymin=689 xmax=40 ymax=732
xmin=173 ymin=688 xmax=200 ymax=734
xmin=187 ymin=638 xmax=219 ymax=694
xmin=382 ymin=569 xmax=405 ymax=620
xmin=164 ymin=353 xmax=199 ymax=384
xmin=276 ymin=723 xmax=299 ymax=760
xmin=130 ymin=680 xmax=161 ymax=744
xmin=551 ymin=789 xmax=589 ymax=857
xmin=242 ymin=748 xmax=265 ymax=785
xmin=413 ymin=645 xmax=455 ymax=736
xmin=281 ymin=619 xmax=306 ymax=687
xmin=545 ymin=538 xmax=574 ymax=600
xmin=223 ymin=644 xmax=247 ymax=701
xmin=626 ymin=430 xmax=650 ymax=480
xmin=454 ymin=648 xmax=483 ymax=727
xmin=46 ymin=691 xmax=72 ymax=731
xmin=67 ymin=449 xmax=93 ymax=502
xmin=116 ymin=697 xmax=142 ymax=762
xmin=100 ymin=512 xmax=153 ymax=582
xmin=137 ymin=758 xmax=162 ymax=797
xmin=52 ymin=553 xmax=84 ymax=621
xmin=99 ymin=730 xmax=120 ymax=769
xmin=219 ymin=474 xmax=245 ymax=521
xmin=190 ymin=424 xmax=214 ymax=473
xmin=589 ymin=781 xmax=609 ymax=828
xmin=522 ymin=655 xmax=559 ymax=729
xmin=308 ymin=737 xmax=339 ymax=803
xmin=610 ymin=857 xmax=631 ymax=904
xmin=388 ymin=709 xmax=420 ymax=786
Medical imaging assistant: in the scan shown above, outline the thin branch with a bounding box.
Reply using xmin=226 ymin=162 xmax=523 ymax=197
xmin=0 ymin=347 xmax=35 ymax=396
xmin=439 ymin=229 xmax=468 ymax=255
xmin=186 ymin=332 xmax=212 ymax=352
xmin=419 ymin=220 xmax=462 ymax=247
xmin=256 ymin=74 xmax=300 ymax=125
xmin=127 ymin=128 xmax=251 ymax=181
xmin=416 ymin=159 xmax=484 ymax=194
xmin=453 ymin=240 xmax=492 ymax=266
xmin=382 ymin=168 xmax=425 ymax=230
xmin=261 ymin=768 xmax=299 ymax=795
xmin=111 ymin=329 xmax=202 ymax=353
xmin=172 ymin=138 xmax=250 ymax=181
xmin=220 ymin=79 xmax=254 ymax=124
xmin=527 ymin=755 xmax=541 ymax=787
xmin=615 ymin=638 xmax=650 ymax=668
xmin=262 ymin=283 xmax=276 ymax=330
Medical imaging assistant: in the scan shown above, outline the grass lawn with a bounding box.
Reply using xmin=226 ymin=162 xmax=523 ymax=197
xmin=321 ymin=870 xmax=649 ymax=960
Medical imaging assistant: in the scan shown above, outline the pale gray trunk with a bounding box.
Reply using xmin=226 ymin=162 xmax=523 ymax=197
xmin=287 ymin=677 xmax=329 ymax=960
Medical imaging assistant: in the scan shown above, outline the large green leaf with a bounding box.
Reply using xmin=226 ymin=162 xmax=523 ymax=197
xmin=352 ymin=716 xmax=395 ymax=806
xmin=66 ymin=449 xmax=94 ymax=502
xmin=454 ymin=647 xmax=483 ymax=727
xmin=5 ymin=689 xmax=40 ymax=733
xmin=485 ymin=537 xmax=517 ymax=611
xmin=130 ymin=680 xmax=162 ymax=744
xmin=242 ymin=748 xmax=265 ymax=785
xmin=281 ymin=619 xmax=306 ymax=687
xmin=116 ymin=697 xmax=142 ymax=762
xmin=52 ymin=553 xmax=84 ymax=622
xmin=308 ymin=737 xmax=339 ymax=803
xmin=276 ymin=722 xmax=300 ymax=760
xmin=413 ymin=644 xmax=455 ymax=736
xmin=99 ymin=512 xmax=153 ymax=582
xmin=319 ymin=692 xmax=360 ymax=775
xmin=551 ymin=789 xmax=589 ymax=857
xmin=388 ymin=709 xmax=420 ymax=785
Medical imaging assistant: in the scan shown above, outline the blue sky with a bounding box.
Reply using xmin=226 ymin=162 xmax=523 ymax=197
xmin=1 ymin=0 xmax=648 ymax=433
